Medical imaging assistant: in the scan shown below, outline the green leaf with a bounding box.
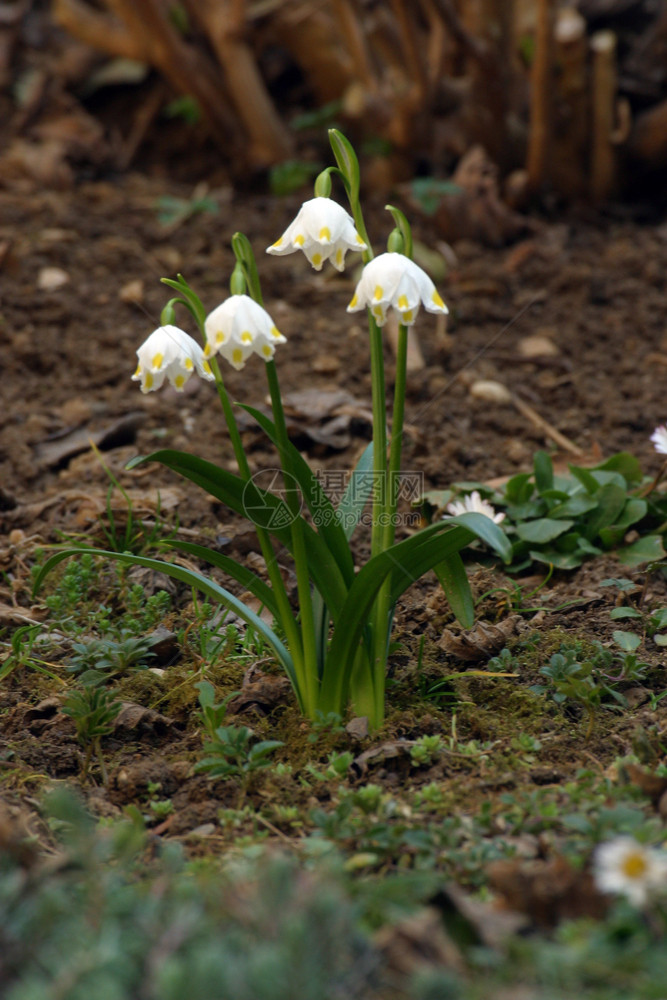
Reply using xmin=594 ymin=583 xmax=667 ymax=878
xmin=594 ymin=452 xmax=643 ymax=485
xmin=162 ymin=539 xmax=279 ymax=619
xmin=548 ymin=494 xmax=598 ymax=518
xmin=503 ymin=472 xmax=533 ymax=505
xmin=568 ymin=465 xmax=600 ymax=495
xmin=434 ymin=552 xmax=474 ymax=628
xmin=442 ymin=511 xmax=512 ymax=563
xmin=613 ymin=630 xmax=642 ymax=652
xmin=328 ymin=129 xmax=360 ymax=201
xmin=609 ymin=606 xmax=643 ymax=620
xmin=33 ymin=548 xmax=297 ymax=688
xmin=585 ymin=483 xmax=627 ymax=539
xmin=238 ymin=404 xmax=354 ymax=584
xmin=530 ymin=549 xmax=583 ymax=570
xmin=126 ymin=449 xmax=347 ymax=618
xmin=533 ymin=451 xmax=553 ymax=494
xmin=618 ymin=534 xmax=667 ymax=566
xmin=515 ymin=518 xmax=574 ymax=544
xmin=338 ymin=441 xmax=374 ymax=540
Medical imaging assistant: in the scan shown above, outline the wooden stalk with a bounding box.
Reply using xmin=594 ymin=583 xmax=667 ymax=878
xmin=551 ymin=6 xmax=588 ymax=198
xmin=526 ymin=0 xmax=555 ymax=193
xmin=590 ymin=29 xmax=618 ymax=203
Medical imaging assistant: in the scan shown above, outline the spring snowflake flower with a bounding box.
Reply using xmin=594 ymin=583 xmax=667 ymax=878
xmin=132 ymin=325 xmax=214 ymax=393
xmin=651 ymin=425 xmax=667 ymax=455
xmin=594 ymin=837 xmax=667 ymax=907
xmin=204 ymin=295 xmax=286 ymax=371
xmin=347 ymin=252 xmax=448 ymax=327
xmin=266 ymin=197 xmax=367 ymax=271
xmin=446 ymin=491 xmax=505 ymax=524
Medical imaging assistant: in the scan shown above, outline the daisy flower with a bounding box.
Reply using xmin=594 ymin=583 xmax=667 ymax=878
xmin=446 ymin=490 xmax=505 ymax=524
xmin=650 ymin=425 xmax=667 ymax=455
xmin=594 ymin=836 xmax=667 ymax=907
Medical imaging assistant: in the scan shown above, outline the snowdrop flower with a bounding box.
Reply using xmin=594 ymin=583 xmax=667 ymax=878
xmin=594 ymin=837 xmax=667 ymax=907
xmin=651 ymin=424 xmax=667 ymax=455
xmin=266 ymin=197 xmax=367 ymax=271
xmin=132 ymin=325 xmax=214 ymax=393
xmin=204 ymin=295 xmax=286 ymax=371
xmin=446 ymin=491 xmax=505 ymax=524
xmin=347 ymin=252 xmax=448 ymax=327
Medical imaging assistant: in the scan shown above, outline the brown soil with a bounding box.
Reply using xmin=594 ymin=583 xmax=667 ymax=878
xmin=2 ymin=172 xmax=667 ymax=846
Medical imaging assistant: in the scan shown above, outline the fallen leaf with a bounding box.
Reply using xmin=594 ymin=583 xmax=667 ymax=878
xmin=438 ymin=615 xmax=523 ymax=661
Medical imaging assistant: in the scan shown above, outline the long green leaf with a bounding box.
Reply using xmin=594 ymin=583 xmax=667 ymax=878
xmin=162 ymin=539 xmax=279 ymax=619
xmin=337 ymin=441 xmax=374 ymax=541
xmin=33 ymin=549 xmax=296 ymax=687
xmin=127 ymin=449 xmax=348 ymax=618
xmin=237 ymin=404 xmax=354 ymax=583
xmin=320 ymin=523 xmax=476 ymax=711
xmin=434 ymin=552 xmax=475 ymax=628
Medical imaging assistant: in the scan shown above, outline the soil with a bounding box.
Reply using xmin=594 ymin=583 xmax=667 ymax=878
xmin=2 ymin=172 xmax=667 ymax=881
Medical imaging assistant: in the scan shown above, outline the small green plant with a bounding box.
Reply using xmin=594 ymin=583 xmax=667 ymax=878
xmin=67 ymin=630 xmax=159 ymax=681
xmin=62 ymin=684 xmax=122 ymax=783
xmin=194 ymin=681 xmax=283 ymax=780
xmin=410 ymin=734 xmax=445 ymax=767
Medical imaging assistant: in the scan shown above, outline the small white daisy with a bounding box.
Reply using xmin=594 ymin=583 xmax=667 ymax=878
xmin=594 ymin=836 xmax=667 ymax=907
xmin=445 ymin=490 xmax=505 ymax=525
xmin=650 ymin=425 xmax=667 ymax=455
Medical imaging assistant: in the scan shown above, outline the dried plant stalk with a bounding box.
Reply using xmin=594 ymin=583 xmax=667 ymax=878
xmin=628 ymin=97 xmax=667 ymax=169
xmin=551 ymin=6 xmax=588 ymax=198
xmin=590 ymin=29 xmax=618 ymax=202
xmin=526 ymin=0 xmax=555 ymax=192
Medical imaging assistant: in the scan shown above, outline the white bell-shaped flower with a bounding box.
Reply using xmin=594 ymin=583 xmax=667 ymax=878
xmin=204 ymin=295 xmax=287 ymax=371
xmin=266 ymin=197 xmax=367 ymax=272
xmin=132 ymin=325 xmax=214 ymax=393
xmin=347 ymin=252 xmax=448 ymax=327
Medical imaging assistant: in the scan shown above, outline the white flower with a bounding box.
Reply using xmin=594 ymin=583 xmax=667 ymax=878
xmin=132 ymin=325 xmax=214 ymax=394
xmin=594 ymin=837 xmax=667 ymax=907
xmin=204 ymin=295 xmax=286 ymax=371
xmin=347 ymin=252 xmax=448 ymax=327
xmin=445 ymin=491 xmax=505 ymax=524
xmin=266 ymin=196 xmax=367 ymax=271
xmin=651 ymin=425 xmax=667 ymax=455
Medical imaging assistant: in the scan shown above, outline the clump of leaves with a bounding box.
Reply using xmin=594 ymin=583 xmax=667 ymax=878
xmin=194 ymin=681 xmax=283 ymax=780
xmin=420 ymin=450 xmax=667 ymax=571
xmin=62 ymin=684 xmax=122 ymax=783
xmin=67 ymin=630 xmax=159 ymax=681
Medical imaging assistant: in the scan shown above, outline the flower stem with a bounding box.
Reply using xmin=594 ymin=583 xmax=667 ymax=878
xmin=385 ymin=322 xmax=409 ymax=549
xmin=265 ymin=360 xmax=319 ymax=716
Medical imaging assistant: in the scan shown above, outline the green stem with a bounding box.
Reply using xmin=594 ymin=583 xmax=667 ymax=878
xmin=265 ymin=360 xmax=319 ymax=716
xmin=385 ymin=323 xmax=409 ymax=549
xmin=210 ymin=356 xmax=305 ymax=705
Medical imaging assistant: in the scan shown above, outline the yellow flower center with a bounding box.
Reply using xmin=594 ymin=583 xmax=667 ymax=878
xmin=241 ymin=331 xmax=253 ymax=343
xmin=432 ymin=291 xmax=445 ymax=308
xmin=373 ymin=285 xmax=383 ymax=301
xmin=294 ymin=234 xmax=305 ymax=247
xmin=151 ymin=353 xmax=163 ymax=369
xmin=232 ymin=348 xmax=243 ymax=364
xmin=622 ymin=852 xmax=648 ymax=879
xmin=319 ymin=227 xmax=331 ymax=242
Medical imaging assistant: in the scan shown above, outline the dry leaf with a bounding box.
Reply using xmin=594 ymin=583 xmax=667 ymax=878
xmin=438 ymin=615 xmax=523 ymax=662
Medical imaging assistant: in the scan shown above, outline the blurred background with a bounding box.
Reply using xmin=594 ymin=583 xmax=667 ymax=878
xmin=2 ymin=0 xmax=667 ymax=237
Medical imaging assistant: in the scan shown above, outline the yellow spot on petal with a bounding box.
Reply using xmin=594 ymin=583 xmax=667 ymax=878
xmin=319 ymin=226 xmax=331 ymax=242
xmin=432 ymin=291 xmax=445 ymax=308
xmin=402 ymin=310 xmax=413 ymax=323
xmin=151 ymin=352 xmax=163 ymax=369
xmin=203 ymin=361 xmax=212 ymax=375
xmin=232 ymin=348 xmax=243 ymax=364
xmin=622 ymin=853 xmax=648 ymax=879
xmin=335 ymin=249 xmax=343 ymax=267
xmin=204 ymin=343 xmax=211 ymax=357
xmin=294 ymin=234 xmax=305 ymax=247
xmin=271 ymin=238 xmax=283 ymax=247
xmin=185 ymin=358 xmax=193 ymax=370
xmin=373 ymin=285 xmax=383 ymax=301
xmin=349 ymin=293 xmax=358 ymax=308
xmin=241 ymin=331 xmax=253 ymax=344
xmin=174 ymin=375 xmax=185 ymax=389
xmin=262 ymin=345 xmax=272 ymax=357
xmin=312 ymin=253 xmax=322 ymax=267
xmin=133 ymin=365 xmax=141 ymax=377
xmin=271 ymin=326 xmax=282 ymax=339
xmin=373 ymin=305 xmax=383 ymax=318
xmin=215 ymin=331 xmax=224 ymax=344
xmin=356 ymin=234 xmax=365 ymax=245
xmin=145 ymin=372 xmax=154 ymax=389
xmin=398 ymin=294 xmax=409 ymax=309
